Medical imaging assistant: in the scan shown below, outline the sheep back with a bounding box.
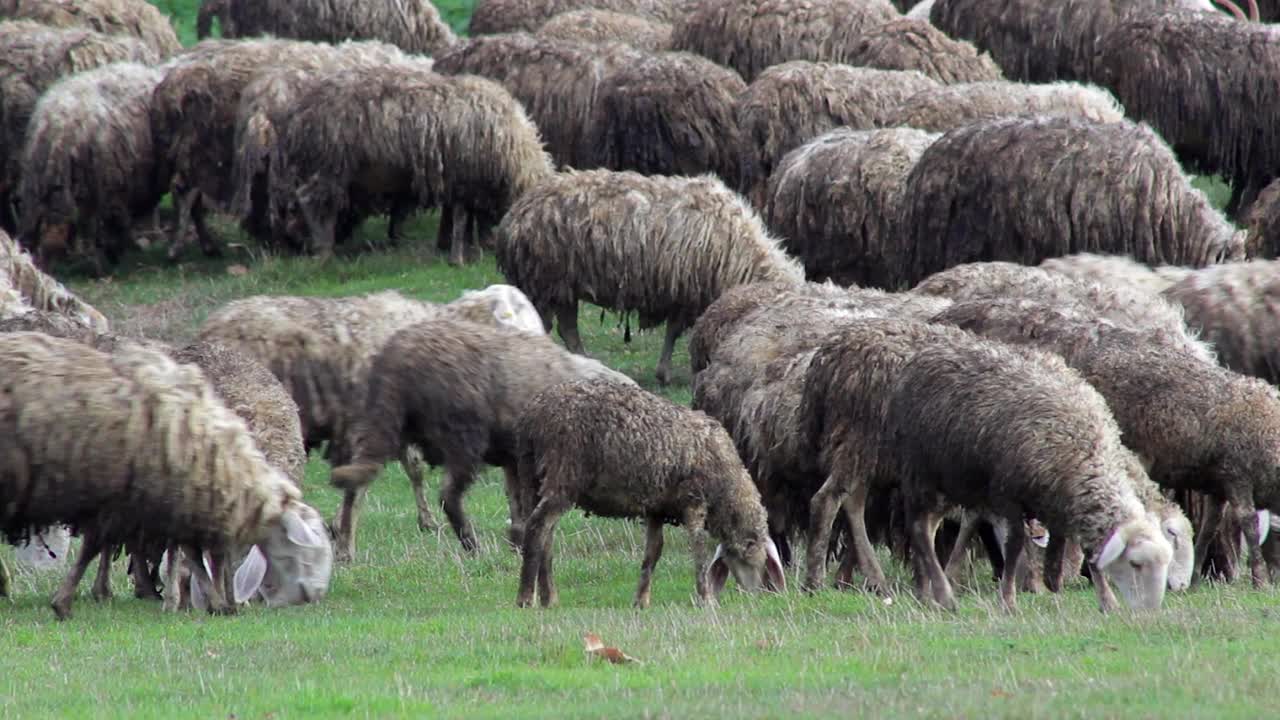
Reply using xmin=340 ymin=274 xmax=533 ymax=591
xmin=535 ymin=9 xmax=672 ymax=51
xmin=2 ymin=0 xmax=181 ymax=57
xmin=839 ymin=17 xmax=1003 ymax=84
xmin=882 ymin=80 xmax=1124 ymax=133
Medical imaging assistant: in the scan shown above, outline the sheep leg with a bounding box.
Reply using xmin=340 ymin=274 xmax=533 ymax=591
xmin=1228 ymin=493 xmax=1270 ymax=589
xmin=401 ymin=448 xmax=438 ymax=532
xmin=300 ymin=199 xmax=336 ymax=260
xmin=50 ymin=531 xmax=105 ymax=620
xmin=802 ymin=475 xmax=848 ymax=592
xmin=555 ymin=304 xmax=585 ymax=356
xmin=844 ymin=483 xmax=888 ymax=594
xmin=684 ymin=505 xmax=715 ymax=606
xmin=516 ymin=496 xmax=570 ymax=608
xmin=943 ymin=512 xmax=980 ymax=584
xmin=387 ymin=203 xmax=410 ymax=244
xmin=448 ymin=209 xmax=471 ymax=267
xmin=334 ymin=486 xmax=367 ymax=563
xmin=167 ymin=187 xmax=198 ymax=260
xmin=1091 ymin=561 xmax=1120 ymax=614
xmin=128 ymin=544 xmax=162 ymax=600
xmin=655 ymin=319 xmax=687 ymax=387
xmin=189 ymin=548 xmax=235 ymax=615
xmin=833 ymin=497 xmax=861 ymax=589
xmin=435 ymin=205 xmax=454 ymax=252
xmin=909 ymin=510 xmax=956 ymax=611
xmin=503 ymin=465 xmax=523 ymax=549
xmin=998 ymin=514 xmax=1026 ymax=613
xmin=0 ymin=554 xmax=10 ymax=597
xmin=634 ymin=517 xmax=666 ymax=609
xmin=537 ymin=521 xmax=558 ymax=608
xmin=91 ymin=543 xmax=114 ymax=602
xmin=1191 ymin=497 xmax=1226 ymax=586
xmin=441 ymin=466 xmax=480 ymax=553
xmin=1043 ymin=533 xmax=1067 ymax=593
xmin=162 ymin=545 xmax=183 ymax=612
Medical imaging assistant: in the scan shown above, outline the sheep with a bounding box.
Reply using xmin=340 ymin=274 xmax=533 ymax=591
xmin=269 ymin=64 xmax=554 ymax=262
xmin=1095 ymin=9 xmax=1280 ymax=216
xmin=841 ymin=18 xmax=1003 ymax=84
xmin=0 ymin=332 xmax=333 ymax=619
xmin=433 ymin=33 xmax=644 ymax=171
xmin=0 ymin=0 xmax=181 ymax=58
xmin=194 ymin=0 xmax=457 ymax=56
xmin=513 ymin=377 xmax=784 ymax=608
xmin=17 ymin=62 xmax=166 ymax=274
xmin=898 ymin=116 xmax=1244 ymax=291
xmin=495 ymin=169 xmax=805 ymax=386
xmin=227 ymin=41 xmax=413 ymax=251
xmin=535 ymin=9 xmax=673 ymax=50
xmin=734 ymin=62 xmax=939 ymax=207
xmin=911 ymin=260 xmax=1216 ymax=364
xmin=196 ymin=285 xmax=544 ymax=559
xmin=928 ymin=0 xmax=1216 ymax=84
xmin=1039 ymin=253 xmax=1193 ymax=297
xmin=928 ymin=298 xmax=1211 ymax=591
xmin=881 ymin=80 xmax=1125 ymax=133
xmin=762 ymin=127 xmax=939 ymax=287
xmin=149 ymin=37 xmax=342 ymax=260
xmin=587 ymin=51 xmax=746 ymax=184
xmin=1 ymin=229 xmax=109 ymax=331
xmin=803 ymin=318 xmax=1172 ymax=611
xmin=328 ymin=318 xmax=637 ymax=559
xmin=0 ymin=21 xmax=158 ymax=236
xmin=1162 ymin=260 xmax=1280 ymax=387
xmin=1244 ymin=178 xmax=1280 ymax=260
xmin=468 ymin=0 xmax=696 ymax=35
xmin=668 ymin=0 xmax=900 ymax=83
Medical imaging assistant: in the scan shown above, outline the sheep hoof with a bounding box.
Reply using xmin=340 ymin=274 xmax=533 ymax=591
xmin=516 ymin=595 xmax=536 ymax=608
xmin=50 ymin=598 xmax=73 ymax=621
xmin=92 ymin=586 xmax=113 ymax=603
xmin=633 ymin=594 xmax=651 ymax=610
xmin=655 ymin=367 xmax=671 ymax=387
xmin=335 ymin=546 xmax=354 ymax=563
xmin=417 ymin=514 xmax=439 ymax=533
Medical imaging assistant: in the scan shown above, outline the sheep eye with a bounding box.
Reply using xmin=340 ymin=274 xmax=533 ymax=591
xmin=1130 ymin=561 xmax=1142 ymax=571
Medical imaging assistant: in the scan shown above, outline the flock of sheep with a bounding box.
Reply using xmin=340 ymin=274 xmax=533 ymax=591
xmin=3 ymin=0 xmax=1280 ymax=620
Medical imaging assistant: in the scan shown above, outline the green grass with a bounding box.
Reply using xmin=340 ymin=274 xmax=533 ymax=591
xmin=2 ymin=3 xmax=1271 ymax=718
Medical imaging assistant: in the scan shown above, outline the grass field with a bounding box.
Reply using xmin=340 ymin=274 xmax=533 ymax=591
xmin=0 ymin=3 xmax=1273 ymax=718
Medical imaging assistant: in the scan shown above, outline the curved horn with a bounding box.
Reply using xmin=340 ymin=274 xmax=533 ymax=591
xmin=1247 ymin=0 xmax=1261 ymax=22
xmin=1211 ymin=0 xmax=1248 ymax=21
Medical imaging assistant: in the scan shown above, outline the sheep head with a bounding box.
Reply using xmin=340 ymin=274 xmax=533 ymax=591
xmin=1094 ymin=515 xmax=1173 ymax=611
xmin=1158 ymin=510 xmax=1195 ymax=592
xmin=708 ymin=534 xmax=786 ymax=596
xmin=234 ymin=503 xmax=334 ymax=607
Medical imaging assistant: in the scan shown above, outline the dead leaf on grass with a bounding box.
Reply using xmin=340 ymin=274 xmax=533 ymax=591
xmin=583 ymin=632 xmax=641 ymax=665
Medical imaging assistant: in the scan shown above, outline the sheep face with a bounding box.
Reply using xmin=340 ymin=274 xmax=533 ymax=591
xmin=467 ymin=284 xmax=544 ymax=334
xmin=1160 ymin=512 xmax=1194 ymax=592
xmin=1095 ymin=516 xmax=1172 ymax=611
xmin=234 ymin=504 xmax=334 ymax=607
xmin=708 ymin=535 xmax=786 ymax=595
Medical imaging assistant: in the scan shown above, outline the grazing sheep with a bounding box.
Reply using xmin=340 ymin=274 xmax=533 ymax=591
xmin=0 ymin=21 xmax=158 ymax=235
xmin=588 ymin=51 xmax=746 ymax=184
xmin=928 ymin=0 xmax=1215 ymax=84
xmin=929 ymin=298 xmax=1209 ymax=591
xmin=328 ymin=319 xmax=636 ymax=559
xmin=763 ymin=127 xmax=939 ymax=287
xmin=514 ymin=378 xmax=784 ymax=608
xmin=735 ymin=62 xmax=939 ymax=206
xmin=228 ymin=41 xmax=412 ymax=250
xmin=270 ymin=64 xmax=553 ymax=261
xmin=17 ymin=62 xmax=166 ymax=274
xmin=197 ymin=285 xmax=544 ymax=557
xmin=898 ymin=116 xmax=1244 ymax=291
xmin=468 ymin=0 xmax=695 ymax=34
xmin=496 ymin=169 xmax=805 ymax=386
xmin=669 ymin=0 xmax=900 ymax=83
xmin=804 ymin=318 xmax=1172 ymax=611
xmin=882 ymin=80 xmax=1124 ymax=133
xmin=0 ymin=0 xmax=181 ymax=57
xmin=912 ymin=260 xmax=1215 ymax=364
xmin=1039 ymin=253 xmax=1192 ymax=297
xmin=1 ymin=229 xmax=109 ymax=331
xmin=434 ymin=33 xmax=643 ymax=171
xmin=841 ymin=18 xmax=1003 ymax=84
xmin=1095 ymin=8 xmax=1280 ymax=215
xmin=1162 ymin=261 xmax=1280 ymax=386
xmin=149 ymin=38 xmax=338 ymax=260
xmin=195 ymin=0 xmax=457 ymax=56
xmin=535 ymin=9 xmax=673 ymax=50
xmin=0 ymin=332 xmax=333 ymax=619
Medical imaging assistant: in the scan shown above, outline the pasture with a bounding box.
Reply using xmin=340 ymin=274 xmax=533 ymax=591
xmin=0 ymin=1 xmax=1272 ymax=718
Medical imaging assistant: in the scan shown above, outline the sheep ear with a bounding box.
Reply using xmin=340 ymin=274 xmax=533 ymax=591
xmin=763 ymin=537 xmax=786 ymax=593
xmin=1258 ymin=510 xmax=1272 ymax=545
xmin=283 ymin=510 xmax=325 ymax=549
xmin=708 ymin=544 xmax=730 ymax=597
xmin=1094 ymin=528 xmax=1126 ymax=569
xmin=233 ymin=545 xmax=268 ymax=604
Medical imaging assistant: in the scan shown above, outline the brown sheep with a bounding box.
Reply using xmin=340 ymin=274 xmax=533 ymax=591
xmin=195 ymin=0 xmax=457 ymax=56
xmin=841 ymin=17 xmax=1003 ymax=84
xmin=1 ymin=229 xmax=109 ymax=331
xmin=881 ymin=80 xmax=1125 ymax=134
xmin=535 ymin=9 xmax=672 ymax=50
xmin=495 ymin=169 xmax=805 ymax=386
xmin=514 ymin=378 xmax=784 ymax=608
xmin=468 ymin=0 xmax=696 ymax=35
xmin=0 ymin=0 xmax=181 ymax=57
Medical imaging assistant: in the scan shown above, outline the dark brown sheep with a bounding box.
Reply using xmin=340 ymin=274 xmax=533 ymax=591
xmin=898 ymin=116 xmax=1243 ymax=291
xmin=514 ymin=378 xmax=784 ymax=608
xmin=1 ymin=0 xmax=181 ymax=57
xmin=468 ymin=0 xmax=695 ymax=35
xmin=841 ymin=17 xmax=1003 ymax=84
xmin=735 ymin=61 xmax=939 ymax=207
xmin=195 ymin=0 xmax=457 ymax=56
xmin=1162 ymin=260 xmax=1280 ymax=387
xmin=535 ymin=9 xmax=673 ymax=50
xmin=669 ymin=0 xmax=900 ymax=83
